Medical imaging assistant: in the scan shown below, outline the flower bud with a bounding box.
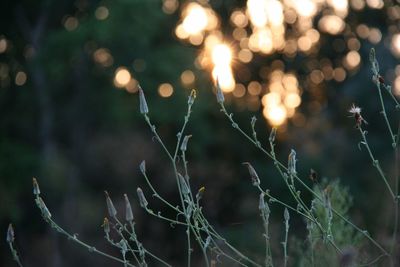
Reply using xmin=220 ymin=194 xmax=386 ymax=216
xmin=139 ymin=160 xmax=146 ymax=175
xmin=180 ymin=135 xmax=192 ymax=152
xmin=288 ymin=149 xmax=297 ymax=176
xmin=188 ymin=89 xmax=196 ymax=106
xmin=38 ymin=197 xmax=52 ymax=219
xmin=284 ymin=208 xmax=290 ymax=222
xmin=215 ymin=78 xmax=224 ymax=104
xmin=102 ymin=217 xmax=110 ymax=235
xmin=104 ymin=191 xmax=117 ymax=218
xmin=138 ymin=85 xmax=149 ymax=114
xmin=242 ymin=162 xmax=260 ymax=186
xmin=178 ymin=173 xmax=190 ymax=195
xmin=33 ymin=177 xmax=41 ymax=196
xmin=6 ymin=223 xmax=14 ymax=243
xmin=196 ymin=186 xmax=205 ymax=201
xmin=269 ymin=128 xmax=277 ymax=143
xmin=124 ymin=194 xmax=134 ymax=222
xmin=137 ymin=187 xmax=148 ymax=208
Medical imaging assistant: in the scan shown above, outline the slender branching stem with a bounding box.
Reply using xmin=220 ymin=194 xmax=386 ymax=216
xmin=218 ymin=103 xmax=390 ymax=259
xmin=358 ymin=127 xmax=396 ymax=200
xmin=8 ymin=242 xmax=23 ymax=267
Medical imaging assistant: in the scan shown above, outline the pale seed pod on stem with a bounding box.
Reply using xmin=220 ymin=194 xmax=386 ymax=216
xmin=215 ymin=78 xmax=224 ymax=104
xmin=242 ymin=162 xmax=260 ymax=186
xmin=124 ymin=194 xmax=134 ymax=222
xmin=32 ymin=177 xmax=40 ymax=196
xmin=138 ymin=85 xmax=149 ymax=115
xmin=180 ymin=135 xmax=192 ymax=152
xmin=102 ymin=217 xmax=110 ymax=235
xmin=104 ymin=191 xmax=117 ymax=218
xmin=137 ymin=187 xmax=148 ymax=208
xmin=288 ymin=149 xmax=297 ymax=176
xmin=139 ymin=160 xmax=146 ymax=175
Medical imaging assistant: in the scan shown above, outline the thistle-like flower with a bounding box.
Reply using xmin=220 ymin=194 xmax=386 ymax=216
xmin=137 ymin=187 xmax=148 ymax=208
xmin=242 ymin=162 xmax=260 ymax=186
xmin=124 ymin=194 xmax=134 ymax=222
xmin=348 ymin=104 xmax=367 ymax=128
xmin=138 ymin=85 xmax=149 ymax=114
xmin=104 ymin=191 xmax=117 ymax=218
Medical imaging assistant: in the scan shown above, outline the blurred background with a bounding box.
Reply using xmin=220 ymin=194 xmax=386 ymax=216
xmin=1 ymin=0 xmax=400 ymax=266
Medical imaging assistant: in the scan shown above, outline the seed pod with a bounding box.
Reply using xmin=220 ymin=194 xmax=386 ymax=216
xmin=6 ymin=223 xmax=14 ymax=243
xmin=104 ymin=191 xmax=117 ymax=218
xmin=188 ymin=89 xmax=196 ymax=106
xmin=269 ymin=128 xmax=277 ymax=143
xmin=33 ymin=177 xmax=41 ymax=196
xmin=124 ymin=194 xmax=134 ymax=222
xmin=215 ymin=78 xmax=225 ymax=104
xmin=180 ymin=135 xmax=192 ymax=152
xmin=138 ymin=85 xmax=149 ymax=114
xmin=258 ymin=193 xmax=266 ymax=211
xmin=38 ymin=197 xmax=52 ymax=219
xmin=178 ymin=173 xmax=190 ymax=195
xmin=196 ymin=186 xmax=205 ymax=201
xmin=288 ymin=149 xmax=297 ymax=176
xmin=284 ymin=208 xmax=290 ymax=222
xmin=137 ymin=187 xmax=148 ymax=208
xmin=242 ymin=162 xmax=260 ymax=186
xmin=102 ymin=218 xmax=110 ymax=235
xmin=139 ymin=160 xmax=146 ymax=175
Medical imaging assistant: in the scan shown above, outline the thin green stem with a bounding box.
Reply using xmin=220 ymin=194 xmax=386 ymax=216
xmin=8 ymin=242 xmax=23 ymax=267
xmin=376 ymin=82 xmax=397 ymax=147
xmin=358 ymin=127 xmax=396 ymax=200
xmin=219 ymin=103 xmax=390 ymax=259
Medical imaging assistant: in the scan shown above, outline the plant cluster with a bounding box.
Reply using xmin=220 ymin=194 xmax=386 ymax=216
xmin=6 ymin=49 xmax=400 ymax=266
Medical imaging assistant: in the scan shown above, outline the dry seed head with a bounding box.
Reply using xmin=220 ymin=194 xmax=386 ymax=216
xmin=137 ymin=187 xmax=148 ymax=208
xmin=215 ymin=78 xmax=225 ymax=104
xmin=180 ymin=135 xmax=192 ymax=152
xmin=33 ymin=177 xmax=40 ymax=196
xmin=138 ymin=85 xmax=149 ymax=114
xmin=6 ymin=223 xmax=14 ymax=243
xmin=104 ymin=191 xmax=117 ymax=218
xmin=124 ymin=194 xmax=134 ymax=222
